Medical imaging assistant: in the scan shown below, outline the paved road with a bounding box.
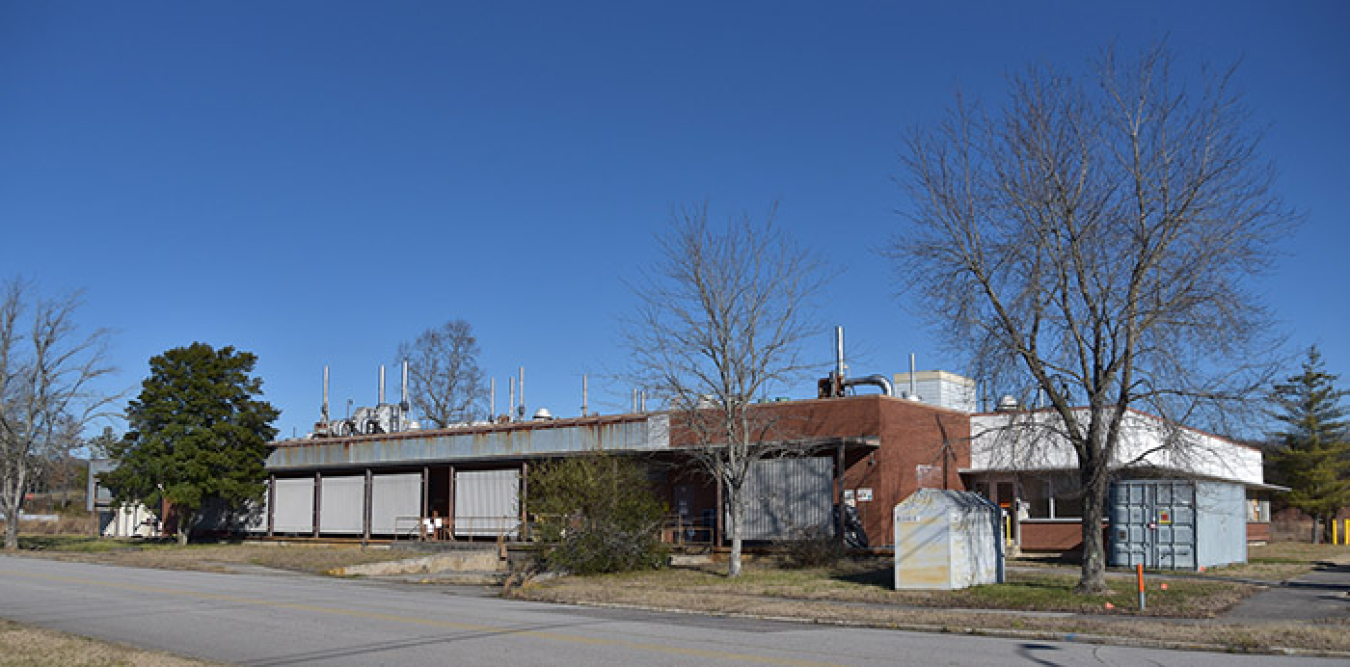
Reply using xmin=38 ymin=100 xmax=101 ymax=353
xmin=0 ymin=556 xmax=1341 ymax=667
xmin=1225 ymin=562 xmax=1350 ymax=622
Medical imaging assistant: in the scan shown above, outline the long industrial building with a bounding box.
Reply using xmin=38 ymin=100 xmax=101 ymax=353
xmin=238 ymin=367 xmax=1271 ymax=554
xmin=254 ymin=393 xmax=966 ymax=548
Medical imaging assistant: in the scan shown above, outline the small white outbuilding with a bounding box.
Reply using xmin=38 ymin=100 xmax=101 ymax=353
xmin=894 ymin=489 xmax=1005 ymax=590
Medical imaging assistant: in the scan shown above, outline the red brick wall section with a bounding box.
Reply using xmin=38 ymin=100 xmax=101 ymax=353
xmin=1020 ymin=522 xmax=1084 ymax=552
xmin=664 ymin=396 xmax=975 ymax=548
xmin=1247 ymin=522 xmax=1271 ymax=543
xmin=840 ymin=398 xmax=971 ymax=547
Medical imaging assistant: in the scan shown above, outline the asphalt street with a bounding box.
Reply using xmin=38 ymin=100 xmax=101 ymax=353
xmin=0 ymin=555 xmax=1342 ymax=667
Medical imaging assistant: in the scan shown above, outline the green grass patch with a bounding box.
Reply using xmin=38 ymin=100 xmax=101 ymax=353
xmin=543 ymin=558 xmax=1251 ymax=618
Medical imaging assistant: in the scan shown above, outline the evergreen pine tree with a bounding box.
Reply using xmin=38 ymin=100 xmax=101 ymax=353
xmin=1270 ymin=346 xmax=1350 ymax=543
xmin=102 ymin=343 xmax=279 ymax=544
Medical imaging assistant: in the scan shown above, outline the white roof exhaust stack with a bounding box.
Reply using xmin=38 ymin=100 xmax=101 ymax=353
xmin=909 ymin=354 xmax=918 ymax=399
xmin=378 ymin=365 xmax=386 ymax=405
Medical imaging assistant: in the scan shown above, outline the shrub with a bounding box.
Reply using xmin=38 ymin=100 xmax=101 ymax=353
xmin=528 ymin=455 xmax=669 ymax=575
xmin=781 ymin=526 xmax=844 ymax=569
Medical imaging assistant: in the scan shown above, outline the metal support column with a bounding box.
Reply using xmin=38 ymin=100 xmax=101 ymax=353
xmin=421 ymin=466 xmax=430 ymax=518
xmin=313 ymin=471 xmax=322 ymax=538
xmin=267 ymin=473 xmax=276 ymax=537
xmin=447 ymin=465 xmax=456 ymax=539
xmin=835 ymin=443 xmax=846 ymax=547
xmin=362 ymin=468 xmax=372 ymax=544
xmin=715 ymin=468 xmax=724 ymax=547
xmin=519 ymin=461 xmax=529 ymax=541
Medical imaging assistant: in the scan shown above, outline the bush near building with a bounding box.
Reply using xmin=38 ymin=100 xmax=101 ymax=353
xmin=527 ymin=455 xmax=668 ymax=575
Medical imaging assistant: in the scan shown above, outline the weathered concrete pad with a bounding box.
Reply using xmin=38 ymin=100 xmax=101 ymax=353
xmin=332 ymin=550 xmax=501 ymax=576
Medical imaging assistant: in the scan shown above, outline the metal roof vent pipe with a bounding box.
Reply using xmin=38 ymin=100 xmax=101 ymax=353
xmin=835 ymin=325 xmax=846 ymax=382
xmin=378 ymin=365 xmax=386 ymax=405
xmin=517 ymin=367 xmax=526 ymax=420
xmin=909 ymin=353 xmax=918 ymax=399
xmin=399 ymin=360 xmax=410 ymax=432
xmin=844 ymin=374 xmax=894 ymax=397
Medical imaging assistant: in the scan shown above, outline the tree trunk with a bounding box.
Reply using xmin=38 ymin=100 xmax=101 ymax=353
xmin=175 ymin=511 xmax=191 ymax=546
xmin=2 ymin=469 xmax=26 ymax=551
xmin=1075 ymin=471 xmax=1109 ymax=594
xmin=726 ymin=488 xmax=743 ymax=578
xmin=3 ymin=512 xmax=17 ymax=551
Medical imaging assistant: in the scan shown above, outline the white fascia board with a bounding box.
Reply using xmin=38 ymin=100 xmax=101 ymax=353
xmin=968 ymin=409 xmax=1262 ymax=485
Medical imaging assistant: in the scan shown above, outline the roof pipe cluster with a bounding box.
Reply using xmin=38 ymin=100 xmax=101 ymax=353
xmin=826 ymin=325 xmax=894 ymax=398
xmin=844 ymin=374 xmax=894 ymax=397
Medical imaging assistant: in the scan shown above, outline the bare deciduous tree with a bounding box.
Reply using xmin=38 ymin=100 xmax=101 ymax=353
xmin=627 ymin=203 xmax=827 ymax=577
xmin=0 ymin=279 xmax=115 ymax=550
xmin=893 ymin=45 xmax=1294 ymax=593
xmin=397 ymin=320 xmax=487 ymax=428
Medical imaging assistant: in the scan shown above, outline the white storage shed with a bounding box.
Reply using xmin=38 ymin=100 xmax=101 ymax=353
xmin=894 ymin=489 xmax=1005 ymax=590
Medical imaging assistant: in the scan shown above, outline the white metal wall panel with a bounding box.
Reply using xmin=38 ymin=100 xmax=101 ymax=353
xmin=740 ymin=457 xmax=833 ymax=540
xmin=971 ymin=411 xmax=1262 ymax=485
xmin=1195 ymin=481 xmax=1247 ymax=569
xmin=371 ymin=473 xmax=421 ymax=536
xmin=274 ymin=477 xmax=315 ymax=534
xmin=320 ymin=476 xmax=364 ymax=534
xmin=454 ymin=469 xmax=520 ymax=538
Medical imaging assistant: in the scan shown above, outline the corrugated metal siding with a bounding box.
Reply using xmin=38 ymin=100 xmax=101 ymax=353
xmin=1195 ymin=481 xmax=1247 ymax=568
xmin=1110 ymin=479 xmax=1247 ymax=570
xmin=370 ymin=473 xmax=421 ymax=536
xmin=454 ymin=469 xmax=520 ymax=538
xmin=740 ymin=457 xmax=833 ymax=540
xmin=274 ymin=477 xmax=314 ymax=534
xmin=319 ymin=476 xmax=364 ymax=534
xmin=267 ymin=416 xmax=667 ymax=471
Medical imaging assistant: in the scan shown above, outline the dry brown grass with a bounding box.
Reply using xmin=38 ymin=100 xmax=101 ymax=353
xmin=1203 ymin=542 xmax=1350 ymax=581
xmin=521 ymin=560 xmax=1251 ymax=618
xmin=0 ymin=618 xmax=218 ymax=666
xmin=15 ymin=537 xmax=413 ymax=575
xmin=506 ymin=560 xmax=1350 ymax=655
xmin=512 ymin=575 xmax=1350 ymax=654
xmin=515 ymin=582 xmax=1350 ymax=653
xmin=0 ymin=514 xmax=93 ymax=536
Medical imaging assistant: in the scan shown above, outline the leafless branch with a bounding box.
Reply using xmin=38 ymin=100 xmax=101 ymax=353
xmin=0 ymin=278 xmax=116 ymax=549
xmin=624 ymin=202 xmax=829 ymax=576
xmin=893 ymin=43 xmax=1295 ymax=592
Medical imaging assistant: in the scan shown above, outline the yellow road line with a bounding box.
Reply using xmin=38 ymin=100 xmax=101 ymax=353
xmin=0 ymin=568 xmax=841 ymax=667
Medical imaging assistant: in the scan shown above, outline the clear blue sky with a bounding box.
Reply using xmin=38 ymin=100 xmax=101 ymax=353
xmin=2 ymin=2 xmax=1346 ymax=440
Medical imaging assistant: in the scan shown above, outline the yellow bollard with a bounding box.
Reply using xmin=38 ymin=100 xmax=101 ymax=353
xmin=1335 ymin=519 xmax=1340 ymax=546
xmin=1345 ymin=519 xmax=1350 ymax=546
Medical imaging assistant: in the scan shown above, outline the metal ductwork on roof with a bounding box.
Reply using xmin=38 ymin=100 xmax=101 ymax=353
xmin=819 ymin=326 xmax=894 ymax=398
